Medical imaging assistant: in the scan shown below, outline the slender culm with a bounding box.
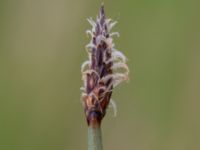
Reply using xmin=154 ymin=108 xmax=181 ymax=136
xmin=81 ymin=4 xmax=129 ymax=150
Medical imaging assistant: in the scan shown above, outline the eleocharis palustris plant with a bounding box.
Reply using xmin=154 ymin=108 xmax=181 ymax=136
xmin=81 ymin=4 xmax=129 ymax=150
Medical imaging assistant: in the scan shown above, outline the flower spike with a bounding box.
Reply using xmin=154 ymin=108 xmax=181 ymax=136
xmin=81 ymin=4 xmax=129 ymax=126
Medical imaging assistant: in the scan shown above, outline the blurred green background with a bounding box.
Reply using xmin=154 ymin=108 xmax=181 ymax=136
xmin=0 ymin=0 xmax=200 ymax=150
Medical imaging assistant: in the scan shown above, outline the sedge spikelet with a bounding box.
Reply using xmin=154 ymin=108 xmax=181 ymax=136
xmin=81 ymin=5 xmax=129 ymax=126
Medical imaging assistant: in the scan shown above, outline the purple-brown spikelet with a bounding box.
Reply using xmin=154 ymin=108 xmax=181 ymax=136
xmin=81 ymin=5 xmax=129 ymax=127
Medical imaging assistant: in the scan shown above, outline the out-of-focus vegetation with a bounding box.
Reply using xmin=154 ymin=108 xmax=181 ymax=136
xmin=0 ymin=0 xmax=200 ymax=150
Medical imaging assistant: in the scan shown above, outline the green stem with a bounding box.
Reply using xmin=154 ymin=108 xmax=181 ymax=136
xmin=88 ymin=125 xmax=103 ymax=150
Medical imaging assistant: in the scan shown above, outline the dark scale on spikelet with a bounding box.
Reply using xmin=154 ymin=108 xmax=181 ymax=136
xmin=81 ymin=5 xmax=129 ymax=126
